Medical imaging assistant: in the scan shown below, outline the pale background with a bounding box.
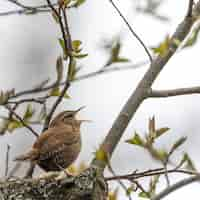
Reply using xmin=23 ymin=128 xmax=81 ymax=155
xmin=0 ymin=0 xmax=200 ymax=199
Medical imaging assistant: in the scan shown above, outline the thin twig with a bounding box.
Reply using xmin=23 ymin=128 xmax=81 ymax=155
xmin=0 ymin=8 xmax=52 ymax=16
xmin=105 ymin=168 xmax=198 ymax=181
xmin=61 ymin=8 xmax=73 ymax=51
xmin=7 ymin=162 xmax=22 ymax=179
xmin=42 ymin=0 xmax=72 ymax=131
xmin=7 ymin=96 xmax=49 ymax=105
xmin=5 ymin=105 xmax=39 ymax=137
xmin=6 ymin=0 xmax=57 ymax=9
xmin=134 ymin=180 xmax=149 ymax=194
xmin=46 ymin=0 xmax=69 ymax=55
xmin=43 ymin=81 xmax=70 ymax=131
xmin=11 ymin=61 xmax=147 ymax=99
xmin=0 ymin=2 xmax=58 ymax=16
xmin=5 ymin=144 xmax=10 ymax=177
xmin=109 ymin=0 xmax=153 ymax=63
xmin=7 ymin=0 xmax=30 ymax=9
xmin=151 ymin=175 xmax=200 ymax=200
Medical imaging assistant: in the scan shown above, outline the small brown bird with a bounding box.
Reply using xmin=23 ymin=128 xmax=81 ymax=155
xmin=14 ymin=107 xmax=85 ymax=171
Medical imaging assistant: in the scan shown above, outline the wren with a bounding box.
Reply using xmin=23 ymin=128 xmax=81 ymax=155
xmin=14 ymin=107 xmax=85 ymax=172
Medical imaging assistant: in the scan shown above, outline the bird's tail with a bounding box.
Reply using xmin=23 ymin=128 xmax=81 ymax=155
xmin=14 ymin=149 xmax=38 ymax=162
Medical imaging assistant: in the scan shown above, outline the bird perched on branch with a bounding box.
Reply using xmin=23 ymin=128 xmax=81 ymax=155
xmin=14 ymin=107 xmax=86 ymax=172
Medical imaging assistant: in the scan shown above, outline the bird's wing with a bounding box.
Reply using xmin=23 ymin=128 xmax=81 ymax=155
xmin=33 ymin=125 xmax=80 ymax=160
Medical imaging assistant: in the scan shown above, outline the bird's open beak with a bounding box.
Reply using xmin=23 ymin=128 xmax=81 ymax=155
xmin=78 ymin=119 xmax=92 ymax=123
xmin=74 ymin=106 xmax=92 ymax=123
xmin=74 ymin=106 xmax=86 ymax=114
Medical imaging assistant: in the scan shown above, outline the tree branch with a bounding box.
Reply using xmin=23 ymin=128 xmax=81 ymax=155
xmin=109 ymin=0 xmax=153 ymax=63
xmin=0 ymin=167 xmax=108 ymax=200
xmin=151 ymin=175 xmax=200 ymax=200
xmin=105 ymin=168 xmax=198 ymax=181
xmin=10 ymin=61 xmax=147 ymax=99
xmin=91 ymin=1 xmax=198 ymax=170
xmin=42 ymin=0 xmax=72 ymax=131
xmin=0 ymin=2 xmax=57 ymax=16
xmin=5 ymin=105 xmax=39 ymax=137
xmin=149 ymin=86 xmax=200 ymax=98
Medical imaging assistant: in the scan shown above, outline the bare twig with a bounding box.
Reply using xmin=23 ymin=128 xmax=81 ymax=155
xmin=0 ymin=1 xmax=58 ymax=16
xmin=43 ymin=81 xmax=70 ymax=131
xmin=5 ymin=144 xmax=10 ymax=177
xmin=7 ymin=162 xmax=22 ymax=178
xmin=46 ymin=0 xmax=69 ymax=55
xmin=7 ymin=0 xmax=30 ymax=9
xmin=7 ymin=96 xmax=49 ymax=105
xmin=42 ymin=0 xmax=72 ymax=131
xmin=11 ymin=61 xmax=147 ymax=99
xmin=5 ymin=105 xmax=39 ymax=137
xmin=105 ymin=168 xmax=198 ymax=181
xmin=134 ymin=180 xmax=148 ymax=194
xmin=109 ymin=0 xmax=153 ymax=63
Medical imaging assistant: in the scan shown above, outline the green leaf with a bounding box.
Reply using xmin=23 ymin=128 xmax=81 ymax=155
xmin=170 ymin=137 xmax=187 ymax=154
xmin=51 ymin=11 xmax=59 ymax=23
xmin=183 ymin=26 xmax=200 ymax=48
xmin=126 ymin=186 xmax=134 ymax=196
xmin=56 ymin=56 xmax=63 ymax=84
xmin=183 ymin=153 xmax=196 ymax=171
xmin=68 ymin=58 xmax=77 ymax=81
xmin=108 ymin=188 xmax=118 ymax=200
xmin=105 ymin=37 xmax=129 ymax=66
xmin=115 ymin=57 xmax=129 ymax=63
xmin=50 ymin=87 xmax=70 ymax=99
xmin=95 ymin=149 xmax=108 ymax=162
xmin=7 ymin=120 xmax=22 ymax=132
xmin=151 ymin=36 xmax=170 ymax=56
xmin=156 ymin=149 xmax=168 ymax=160
xmin=0 ymin=119 xmax=9 ymax=135
xmin=155 ymin=127 xmax=170 ymax=138
xmin=73 ymin=53 xmax=88 ymax=59
xmin=71 ymin=0 xmax=86 ymax=8
xmin=72 ymin=40 xmax=82 ymax=52
xmin=50 ymin=87 xmax=60 ymax=96
xmin=139 ymin=191 xmax=150 ymax=199
xmin=0 ymin=91 xmax=8 ymax=105
xmin=38 ymin=106 xmax=47 ymax=122
xmin=58 ymin=38 xmax=68 ymax=58
xmin=149 ymin=175 xmax=160 ymax=196
xmin=23 ymin=104 xmax=35 ymax=121
xmin=0 ymin=89 xmax=15 ymax=105
xmin=126 ymin=132 xmax=144 ymax=146
xmin=63 ymin=0 xmax=71 ymax=7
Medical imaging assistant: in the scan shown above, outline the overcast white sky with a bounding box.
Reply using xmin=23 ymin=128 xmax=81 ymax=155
xmin=0 ymin=0 xmax=200 ymax=199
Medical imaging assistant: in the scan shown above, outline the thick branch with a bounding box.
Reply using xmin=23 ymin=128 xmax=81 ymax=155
xmin=0 ymin=167 xmax=108 ymax=200
xmin=149 ymin=86 xmax=200 ymax=98
xmin=92 ymin=2 xmax=198 ymax=170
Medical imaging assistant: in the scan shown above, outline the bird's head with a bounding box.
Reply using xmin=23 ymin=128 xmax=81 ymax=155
xmin=49 ymin=106 xmax=88 ymax=127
